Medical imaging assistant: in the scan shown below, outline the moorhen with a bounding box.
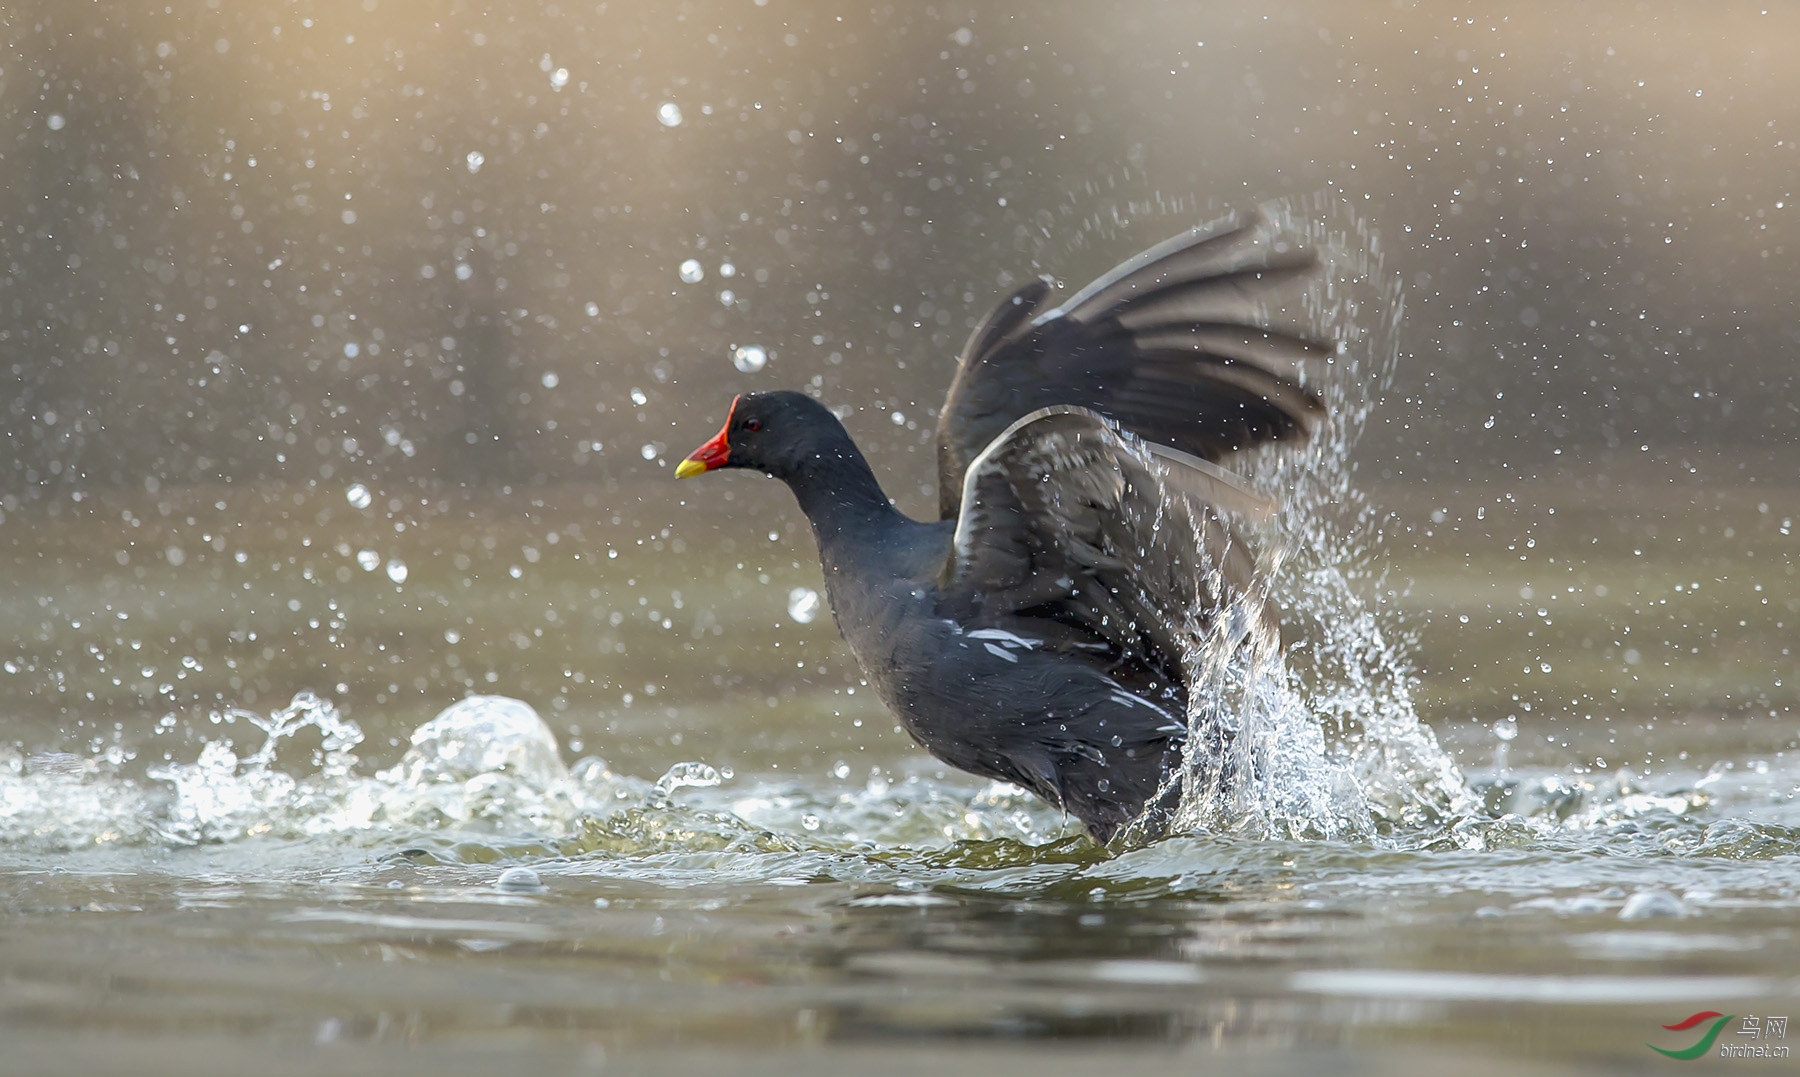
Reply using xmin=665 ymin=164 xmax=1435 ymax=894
xmin=675 ymin=210 xmax=1330 ymax=845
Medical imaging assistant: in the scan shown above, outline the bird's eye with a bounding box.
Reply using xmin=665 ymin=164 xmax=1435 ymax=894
xmin=743 ymin=418 xmax=762 ymax=432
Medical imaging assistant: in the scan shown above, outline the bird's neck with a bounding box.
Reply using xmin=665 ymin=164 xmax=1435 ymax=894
xmin=781 ymin=440 xmax=910 ymax=550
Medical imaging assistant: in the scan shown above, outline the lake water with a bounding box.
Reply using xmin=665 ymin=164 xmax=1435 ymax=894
xmin=2 ymin=456 xmax=1795 ymax=1075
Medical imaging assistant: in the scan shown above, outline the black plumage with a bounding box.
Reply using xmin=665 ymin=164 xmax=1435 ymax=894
xmin=676 ymin=210 xmax=1331 ymax=844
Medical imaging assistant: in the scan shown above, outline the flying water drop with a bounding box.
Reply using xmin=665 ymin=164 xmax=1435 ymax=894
xmin=787 ymin=587 xmax=821 ymax=624
xmin=345 ymin=484 xmax=372 ymax=509
xmin=679 ymin=259 xmax=705 ymax=283
xmin=654 ymin=761 xmax=720 ymax=797
xmin=656 ymin=102 xmax=683 ymax=127
xmin=732 ymin=344 xmax=767 ymax=373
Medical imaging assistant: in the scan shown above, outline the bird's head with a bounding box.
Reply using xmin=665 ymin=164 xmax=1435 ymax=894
xmin=674 ymin=390 xmax=845 ymax=482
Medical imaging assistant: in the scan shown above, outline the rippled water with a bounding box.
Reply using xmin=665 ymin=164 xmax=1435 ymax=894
xmin=4 ymin=458 xmax=1798 ymax=1073
xmin=5 ymin=682 xmax=1799 ymax=1074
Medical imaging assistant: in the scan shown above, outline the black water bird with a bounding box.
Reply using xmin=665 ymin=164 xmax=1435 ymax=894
xmin=675 ymin=212 xmax=1332 ymax=844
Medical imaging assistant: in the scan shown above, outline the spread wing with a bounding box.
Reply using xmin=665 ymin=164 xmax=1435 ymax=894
xmin=934 ymin=208 xmax=1330 ymax=520
xmin=941 ymin=405 xmax=1276 ymax=697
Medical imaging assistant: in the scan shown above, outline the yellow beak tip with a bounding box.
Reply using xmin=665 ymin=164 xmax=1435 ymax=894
xmin=673 ymin=458 xmax=708 ymax=480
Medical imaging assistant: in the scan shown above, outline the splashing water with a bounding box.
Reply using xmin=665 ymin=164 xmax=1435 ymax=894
xmin=0 ymin=690 xmax=1079 ymax=859
xmin=146 ymin=690 xmax=365 ymax=844
xmin=1100 ymin=199 xmax=1476 ymax=845
xmin=1257 ymin=196 xmax=1479 ymax=830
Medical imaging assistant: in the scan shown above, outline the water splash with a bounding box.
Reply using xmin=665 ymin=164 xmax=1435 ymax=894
xmin=383 ymin=695 xmax=564 ymax=789
xmin=1089 ymin=199 xmax=1476 ymax=845
xmin=0 ymin=692 xmax=1076 ymax=859
xmin=652 ymin=761 xmax=721 ymax=800
xmin=1255 ymin=196 xmax=1479 ymax=830
xmin=147 ymin=691 xmax=365 ymax=844
xmin=0 ymin=680 xmax=1771 ymax=875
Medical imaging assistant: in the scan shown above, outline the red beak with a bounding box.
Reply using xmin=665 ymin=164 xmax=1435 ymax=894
xmin=674 ymin=395 xmax=739 ymax=479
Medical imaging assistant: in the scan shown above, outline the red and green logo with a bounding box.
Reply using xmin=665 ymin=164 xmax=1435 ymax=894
xmin=1649 ymin=1011 xmax=1734 ymax=1060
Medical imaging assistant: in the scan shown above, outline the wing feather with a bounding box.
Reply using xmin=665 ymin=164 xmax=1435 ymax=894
xmin=934 ymin=208 xmax=1331 ymax=520
xmin=944 ymin=406 xmax=1275 ymax=685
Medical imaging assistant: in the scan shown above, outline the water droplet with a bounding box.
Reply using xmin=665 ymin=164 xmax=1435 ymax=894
xmin=540 ymin=372 xmax=559 ymax=389
xmin=1619 ymin=889 xmax=1685 ymax=920
xmin=653 ymin=761 xmax=720 ymax=796
xmin=801 ymin=813 xmax=822 ymax=831
xmin=343 ymin=341 xmax=360 ymax=359
xmin=890 ymin=410 xmax=906 ymax=426
xmin=787 ymin=586 xmax=821 ymax=624
xmin=465 ymin=150 xmax=485 ymax=173
xmin=165 ymin=547 xmax=185 ymax=567
xmin=549 ymin=67 xmax=569 ymax=90
xmin=496 ymin=866 xmax=544 ymax=891
xmin=346 ymin=483 xmax=372 ymax=509
xmin=455 ymin=263 xmax=473 ymax=281
xmin=678 ymin=258 xmax=704 ymax=283
xmin=718 ymin=289 xmax=735 ymax=307
xmin=46 ymin=113 xmax=65 ymax=131
xmin=656 ymin=102 xmax=683 ymax=127
xmin=1483 ymin=415 xmax=1496 ymax=429
xmin=640 ymin=443 xmax=658 ymax=460
xmin=386 ymin=559 xmax=409 ymax=584
xmin=584 ymin=301 xmax=600 ymax=317
xmin=1491 ymin=717 xmax=1518 ymax=742
xmin=340 ymin=208 xmax=357 ymax=225
xmin=356 ymin=549 xmax=381 ymax=571
xmin=630 ymin=388 xmax=648 ymax=406
xmin=718 ymin=262 xmax=736 ymax=278
xmin=732 ymin=344 xmax=767 ymax=373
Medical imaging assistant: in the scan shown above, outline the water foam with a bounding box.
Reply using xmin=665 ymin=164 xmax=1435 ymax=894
xmin=0 ymin=692 xmax=1074 ymax=857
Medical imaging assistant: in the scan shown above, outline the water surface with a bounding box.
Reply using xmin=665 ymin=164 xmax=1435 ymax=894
xmin=3 ymin=473 xmax=1797 ymax=1075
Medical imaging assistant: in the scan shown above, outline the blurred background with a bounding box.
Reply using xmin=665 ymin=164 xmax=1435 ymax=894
xmin=1 ymin=1 xmax=1794 ymax=770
